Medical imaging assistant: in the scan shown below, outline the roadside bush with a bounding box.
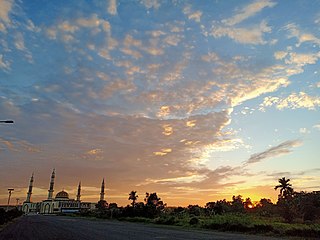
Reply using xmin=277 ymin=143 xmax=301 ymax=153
xmin=0 ymin=208 xmax=23 ymax=225
xmin=154 ymin=215 xmax=176 ymax=225
xmin=189 ymin=216 xmax=199 ymax=225
xmin=0 ymin=208 xmax=6 ymax=225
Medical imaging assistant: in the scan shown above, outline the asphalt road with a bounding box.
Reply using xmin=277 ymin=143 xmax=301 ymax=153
xmin=0 ymin=215 xmax=281 ymax=240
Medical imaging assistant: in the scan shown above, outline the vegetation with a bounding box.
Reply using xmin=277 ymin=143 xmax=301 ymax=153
xmin=128 ymin=191 xmax=138 ymax=207
xmin=71 ymin=178 xmax=320 ymax=238
xmin=0 ymin=208 xmax=23 ymax=226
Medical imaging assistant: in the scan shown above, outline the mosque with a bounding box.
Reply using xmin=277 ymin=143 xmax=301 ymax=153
xmin=22 ymin=169 xmax=105 ymax=214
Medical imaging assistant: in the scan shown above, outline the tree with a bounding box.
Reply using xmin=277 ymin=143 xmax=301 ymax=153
xmin=231 ymin=195 xmax=245 ymax=213
xmin=108 ymin=203 xmax=120 ymax=219
xmin=128 ymin=191 xmax=138 ymax=207
xmin=96 ymin=200 xmax=108 ymax=214
xmin=256 ymin=198 xmax=275 ymax=217
xmin=213 ymin=199 xmax=231 ymax=215
xmin=144 ymin=192 xmax=166 ymax=218
xmin=244 ymin=197 xmax=253 ymax=210
xmin=187 ymin=205 xmax=202 ymax=216
xmin=274 ymin=177 xmax=294 ymax=199
xmin=275 ymin=177 xmax=295 ymax=223
xmin=205 ymin=202 xmax=216 ymax=216
xmin=145 ymin=192 xmax=161 ymax=206
xmin=292 ymin=191 xmax=320 ymax=222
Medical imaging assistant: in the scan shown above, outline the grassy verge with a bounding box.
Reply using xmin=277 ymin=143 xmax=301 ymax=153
xmin=116 ymin=214 xmax=320 ymax=238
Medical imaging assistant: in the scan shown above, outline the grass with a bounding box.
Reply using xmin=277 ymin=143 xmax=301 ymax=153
xmin=116 ymin=213 xmax=320 ymax=238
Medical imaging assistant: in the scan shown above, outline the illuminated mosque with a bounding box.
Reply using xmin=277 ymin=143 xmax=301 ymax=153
xmin=22 ymin=169 xmax=105 ymax=214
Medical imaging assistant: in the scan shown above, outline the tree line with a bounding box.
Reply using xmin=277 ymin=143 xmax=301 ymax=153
xmin=90 ymin=177 xmax=320 ymax=224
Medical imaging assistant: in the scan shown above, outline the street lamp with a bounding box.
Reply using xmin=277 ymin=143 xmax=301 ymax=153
xmin=0 ymin=120 xmax=14 ymax=123
xmin=7 ymin=188 xmax=14 ymax=211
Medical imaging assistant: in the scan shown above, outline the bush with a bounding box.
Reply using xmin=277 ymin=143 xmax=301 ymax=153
xmin=0 ymin=208 xmax=23 ymax=225
xmin=189 ymin=217 xmax=199 ymax=225
xmin=154 ymin=216 xmax=176 ymax=225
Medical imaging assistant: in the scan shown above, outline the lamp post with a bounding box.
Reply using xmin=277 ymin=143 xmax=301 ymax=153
xmin=0 ymin=120 xmax=14 ymax=123
xmin=7 ymin=188 xmax=14 ymax=211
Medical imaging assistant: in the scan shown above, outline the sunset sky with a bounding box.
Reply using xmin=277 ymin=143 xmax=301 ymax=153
xmin=0 ymin=0 xmax=319 ymax=207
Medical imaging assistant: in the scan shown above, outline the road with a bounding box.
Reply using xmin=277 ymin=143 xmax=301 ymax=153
xmin=0 ymin=215 xmax=281 ymax=240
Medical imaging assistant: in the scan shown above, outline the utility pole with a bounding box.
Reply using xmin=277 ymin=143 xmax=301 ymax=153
xmin=7 ymin=188 xmax=14 ymax=211
xmin=2 ymin=120 xmax=14 ymax=210
xmin=0 ymin=120 xmax=14 ymax=123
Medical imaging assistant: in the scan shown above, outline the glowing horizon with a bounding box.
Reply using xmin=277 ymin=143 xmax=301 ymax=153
xmin=0 ymin=0 xmax=319 ymax=207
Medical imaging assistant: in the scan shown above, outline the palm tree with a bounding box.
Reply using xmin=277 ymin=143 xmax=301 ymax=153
xmin=274 ymin=177 xmax=294 ymax=199
xmin=128 ymin=191 xmax=138 ymax=207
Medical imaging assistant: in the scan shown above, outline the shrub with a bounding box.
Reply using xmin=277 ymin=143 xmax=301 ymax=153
xmin=154 ymin=216 xmax=176 ymax=225
xmin=189 ymin=216 xmax=199 ymax=225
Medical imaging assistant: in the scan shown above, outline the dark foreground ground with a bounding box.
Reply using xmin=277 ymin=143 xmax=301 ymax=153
xmin=0 ymin=215 xmax=281 ymax=240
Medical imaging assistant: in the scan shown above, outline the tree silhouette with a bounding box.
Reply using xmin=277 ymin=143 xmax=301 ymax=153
xmin=255 ymin=198 xmax=275 ymax=217
xmin=231 ymin=195 xmax=245 ymax=213
xmin=128 ymin=191 xmax=138 ymax=207
xmin=274 ymin=177 xmax=294 ymax=199
xmin=144 ymin=192 xmax=165 ymax=218
xmin=144 ymin=192 xmax=161 ymax=206
xmin=244 ymin=197 xmax=253 ymax=210
xmin=275 ymin=177 xmax=295 ymax=222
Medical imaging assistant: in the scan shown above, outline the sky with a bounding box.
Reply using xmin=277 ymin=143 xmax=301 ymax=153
xmin=0 ymin=0 xmax=319 ymax=207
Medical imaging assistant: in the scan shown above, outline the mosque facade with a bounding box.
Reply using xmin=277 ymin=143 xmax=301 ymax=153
xmin=22 ymin=169 xmax=105 ymax=214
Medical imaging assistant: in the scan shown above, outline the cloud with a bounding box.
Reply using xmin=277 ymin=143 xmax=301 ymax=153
xmin=108 ymin=0 xmax=117 ymax=15
xmin=140 ymin=0 xmax=160 ymax=10
xmin=153 ymin=148 xmax=172 ymax=156
xmin=261 ymin=92 xmax=320 ymax=110
xmin=0 ymin=137 xmax=40 ymax=153
xmin=0 ymin=54 xmax=10 ymax=70
xmin=211 ymin=20 xmax=272 ymax=45
xmin=163 ymin=34 xmax=182 ymax=46
xmin=183 ymin=5 xmax=202 ymax=23
xmin=210 ymin=0 xmax=277 ymax=45
xmin=313 ymin=124 xmax=320 ymax=130
xmin=222 ymin=0 xmax=276 ymax=26
xmin=285 ymin=23 xmax=320 ymax=47
xmin=58 ymin=21 xmax=79 ymax=33
xmin=245 ymin=140 xmax=302 ymax=164
xmin=274 ymin=51 xmax=288 ymax=60
xmin=0 ymin=0 xmax=13 ymax=32
xmin=299 ymin=128 xmax=309 ymax=134
xmin=157 ymin=106 xmax=171 ymax=118
xmin=13 ymin=32 xmax=33 ymax=62
xmin=162 ymin=124 xmax=173 ymax=136
xmin=285 ymin=52 xmax=320 ymax=67
xmin=82 ymin=148 xmax=104 ymax=161
xmin=188 ymin=11 xmax=202 ymax=23
xmin=45 ymin=14 xmax=111 ymax=44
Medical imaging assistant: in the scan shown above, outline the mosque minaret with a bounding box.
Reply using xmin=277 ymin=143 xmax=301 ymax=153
xmin=100 ymin=178 xmax=105 ymax=201
xmin=76 ymin=182 xmax=81 ymax=201
xmin=47 ymin=169 xmax=55 ymax=200
xmin=25 ymin=173 xmax=34 ymax=203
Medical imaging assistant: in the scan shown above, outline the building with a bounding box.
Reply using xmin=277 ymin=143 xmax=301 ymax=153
xmin=22 ymin=169 xmax=104 ymax=214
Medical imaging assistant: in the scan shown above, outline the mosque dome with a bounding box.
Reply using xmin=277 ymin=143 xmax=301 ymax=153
xmin=55 ymin=190 xmax=69 ymax=200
